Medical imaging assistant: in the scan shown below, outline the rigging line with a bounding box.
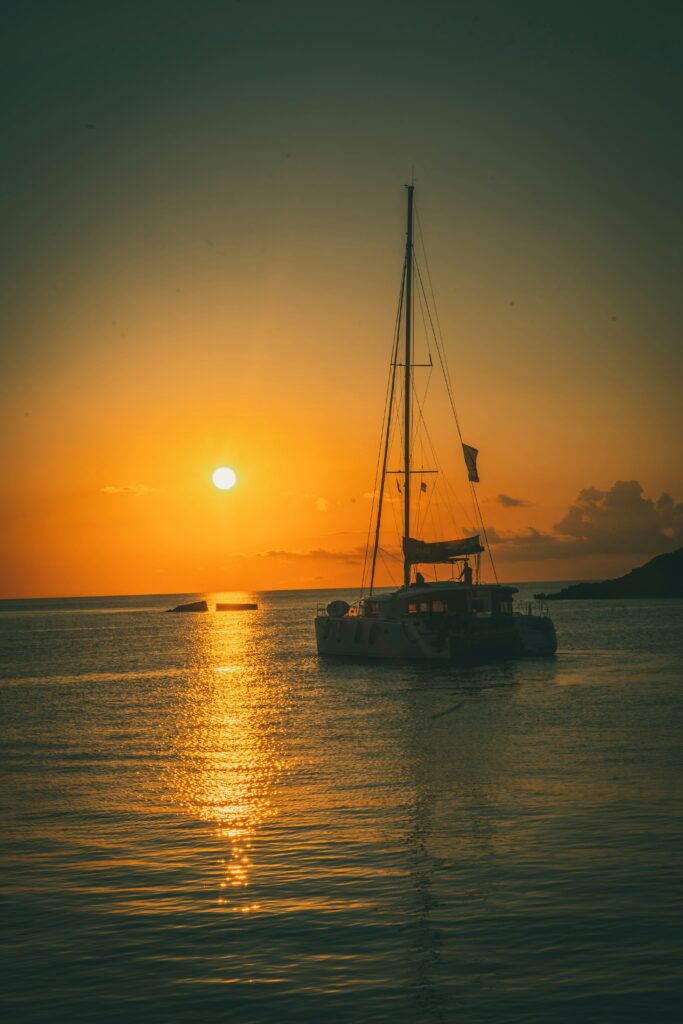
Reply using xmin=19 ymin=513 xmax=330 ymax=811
xmin=386 ymin=370 xmax=405 ymax=541
xmin=364 ymin=310 xmax=403 ymax=593
xmin=378 ymin=545 xmax=402 ymax=563
xmin=470 ymin=481 xmax=499 ymax=584
xmin=387 ymin=380 xmax=403 ymax=528
xmin=414 ymin=258 xmax=463 ymax=443
xmin=413 ymin=248 xmax=433 ymax=355
xmin=361 ymin=260 xmax=406 ymax=595
xmin=369 ymin=268 xmax=405 ymax=593
xmin=410 ymin=374 xmax=432 ymax=464
xmin=413 ymin=251 xmax=463 ymax=447
xmin=377 ymin=548 xmax=398 ymax=587
xmin=413 ymin=279 xmax=434 ymax=444
xmin=415 ymin=202 xmax=449 ymax=372
xmin=415 ymin=253 xmax=497 ymax=568
xmin=411 ymin=386 xmax=449 ymax=544
xmin=413 ymin=287 xmax=471 ymax=537
xmin=409 ymin=383 xmax=432 ymax=539
xmin=416 ymin=466 xmax=438 ymax=536
xmin=413 ymin=385 xmax=475 ymax=534
xmin=416 ymin=204 xmax=499 ymax=583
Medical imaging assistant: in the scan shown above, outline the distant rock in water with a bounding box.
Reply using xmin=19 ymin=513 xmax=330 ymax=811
xmin=536 ymin=547 xmax=683 ymax=600
xmin=167 ymin=600 xmax=209 ymax=613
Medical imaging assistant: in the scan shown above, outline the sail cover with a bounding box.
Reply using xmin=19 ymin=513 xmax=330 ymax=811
xmin=462 ymin=443 xmax=479 ymax=482
xmin=403 ymin=535 xmax=484 ymax=563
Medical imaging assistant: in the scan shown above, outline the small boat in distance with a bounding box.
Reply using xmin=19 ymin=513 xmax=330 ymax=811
xmin=315 ymin=185 xmax=557 ymax=661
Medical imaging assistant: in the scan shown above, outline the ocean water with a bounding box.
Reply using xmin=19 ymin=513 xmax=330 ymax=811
xmin=1 ymin=586 xmax=682 ymax=1023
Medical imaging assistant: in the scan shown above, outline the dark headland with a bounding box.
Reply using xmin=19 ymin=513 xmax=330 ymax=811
xmin=536 ymin=547 xmax=683 ymax=600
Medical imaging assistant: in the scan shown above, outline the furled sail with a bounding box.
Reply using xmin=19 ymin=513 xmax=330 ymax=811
xmin=403 ymin=535 xmax=484 ymax=563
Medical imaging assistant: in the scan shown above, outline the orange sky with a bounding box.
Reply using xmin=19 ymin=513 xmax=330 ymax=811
xmin=1 ymin=4 xmax=682 ymax=597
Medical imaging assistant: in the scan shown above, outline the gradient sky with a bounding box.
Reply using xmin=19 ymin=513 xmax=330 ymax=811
xmin=1 ymin=1 xmax=682 ymax=597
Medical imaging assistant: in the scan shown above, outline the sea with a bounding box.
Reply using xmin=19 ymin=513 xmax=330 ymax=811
xmin=1 ymin=585 xmax=682 ymax=1024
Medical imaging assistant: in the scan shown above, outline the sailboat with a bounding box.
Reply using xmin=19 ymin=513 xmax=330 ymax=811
xmin=315 ymin=185 xmax=557 ymax=661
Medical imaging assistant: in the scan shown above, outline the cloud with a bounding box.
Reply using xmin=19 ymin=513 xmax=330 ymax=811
xmin=363 ymin=490 xmax=399 ymax=503
xmin=227 ymin=546 xmax=366 ymax=565
xmin=288 ymin=491 xmax=331 ymax=512
xmin=495 ymin=493 xmax=528 ymax=508
xmin=484 ymin=525 xmax=554 ymax=547
xmin=100 ymin=484 xmax=160 ymax=497
xmin=486 ymin=481 xmax=683 ymax=561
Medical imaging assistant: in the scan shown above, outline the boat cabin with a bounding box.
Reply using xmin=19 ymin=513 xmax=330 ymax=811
xmin=361 ymin=581 xmax=517 ymax=621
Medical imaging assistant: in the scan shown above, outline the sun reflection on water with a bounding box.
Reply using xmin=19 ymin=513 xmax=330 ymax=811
xmin=167 ymin=595 xmax=288 ymax=913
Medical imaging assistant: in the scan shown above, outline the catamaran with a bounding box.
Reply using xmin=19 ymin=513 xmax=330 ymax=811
xmin=315 ymin=185 xmax=557 ymax=661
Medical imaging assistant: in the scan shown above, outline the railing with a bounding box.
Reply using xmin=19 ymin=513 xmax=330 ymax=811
xmin=514 ymin=599 xmax=550 ymax=618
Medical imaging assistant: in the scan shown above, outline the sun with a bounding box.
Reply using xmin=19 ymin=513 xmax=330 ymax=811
xmin=212 ymin=466 xmax=237 ymax=490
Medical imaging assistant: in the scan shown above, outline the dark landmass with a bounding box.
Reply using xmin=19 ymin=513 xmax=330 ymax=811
xmin=216 ymin=602 xmax=258 ymax=610
xmin=535 ymin=547 xmax=683 ymax=600
xmin=167 ymin=600 xmax=209 ymax=612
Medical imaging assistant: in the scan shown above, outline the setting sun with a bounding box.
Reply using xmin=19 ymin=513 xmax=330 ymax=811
xmin=212 ymin=466 xmax=237 ymax=491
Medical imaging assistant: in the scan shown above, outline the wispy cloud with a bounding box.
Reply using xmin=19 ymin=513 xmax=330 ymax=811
xmin=100 ymin=484 xmax=160 ymax=497
xmin=363 ymin=490 xmax=399 ymax=503
xmin=228 ymin=546 xmax=365 ymax=565
xmin=495 ymin=493 xmax=529 ymax=508
xmin=288 ymin=491 xmax=331 ymax=512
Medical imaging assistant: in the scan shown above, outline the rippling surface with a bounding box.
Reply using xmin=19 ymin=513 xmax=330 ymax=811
xmin=1 ymin=588 xmax=682 ymax=1022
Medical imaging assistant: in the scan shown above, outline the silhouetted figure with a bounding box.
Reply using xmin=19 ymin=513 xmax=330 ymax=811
xmin=463 ymin=562 xmax=473 ymax=585
xmin=415 ymin=571 xmax=425 ymax=586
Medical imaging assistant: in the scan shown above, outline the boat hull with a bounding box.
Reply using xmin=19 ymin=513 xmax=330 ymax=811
xmin=315 ymin=612 xmax=556 ymax=662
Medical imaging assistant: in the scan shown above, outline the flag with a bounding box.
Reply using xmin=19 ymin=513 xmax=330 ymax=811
xmin=420 ymin=481 xmax=427 ymax=493
xmin=462 ymin=443 xmax=479 ymax=482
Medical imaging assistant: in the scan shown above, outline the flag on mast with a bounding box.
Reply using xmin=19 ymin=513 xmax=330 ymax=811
xmin=462 ymin=444 xmax=479 ymax=482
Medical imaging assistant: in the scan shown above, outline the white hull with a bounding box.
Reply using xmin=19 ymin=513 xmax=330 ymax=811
xmin=315 ymin=611 xmax=556 ymax=661
xmin=315 ymin=614 xmax=449 ymax=660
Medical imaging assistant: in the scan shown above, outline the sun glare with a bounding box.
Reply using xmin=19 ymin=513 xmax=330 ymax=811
xmin=212 ymin=466 xmax=237 ymax=491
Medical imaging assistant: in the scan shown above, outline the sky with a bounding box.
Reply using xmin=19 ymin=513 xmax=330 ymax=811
xmin=1 ymin=0 xmax=682 ymax=597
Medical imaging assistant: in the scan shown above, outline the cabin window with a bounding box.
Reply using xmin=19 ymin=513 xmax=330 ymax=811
xmin=407 ymin=601 xmax=417 ymax=615
xmin=364 ymin=601 xmax=380 ymax=618
xmin=501 ymin=601 xmax=512 ymax=615
xmin=419 ymin=601 xmax=430 ymax=614
xmin=431 ymin=599 xmax=445 ymax=613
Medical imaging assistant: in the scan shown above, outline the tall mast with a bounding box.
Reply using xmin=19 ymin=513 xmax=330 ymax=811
xmin=403 ymin=184 xmax=414 ymax=588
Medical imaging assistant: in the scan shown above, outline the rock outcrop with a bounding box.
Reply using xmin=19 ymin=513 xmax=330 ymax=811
xmin=167 ymin=600 xmax=209 ymax=613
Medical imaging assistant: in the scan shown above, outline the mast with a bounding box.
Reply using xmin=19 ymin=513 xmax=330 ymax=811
xmin=403 ymin=184 xmax=414 ymax=588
